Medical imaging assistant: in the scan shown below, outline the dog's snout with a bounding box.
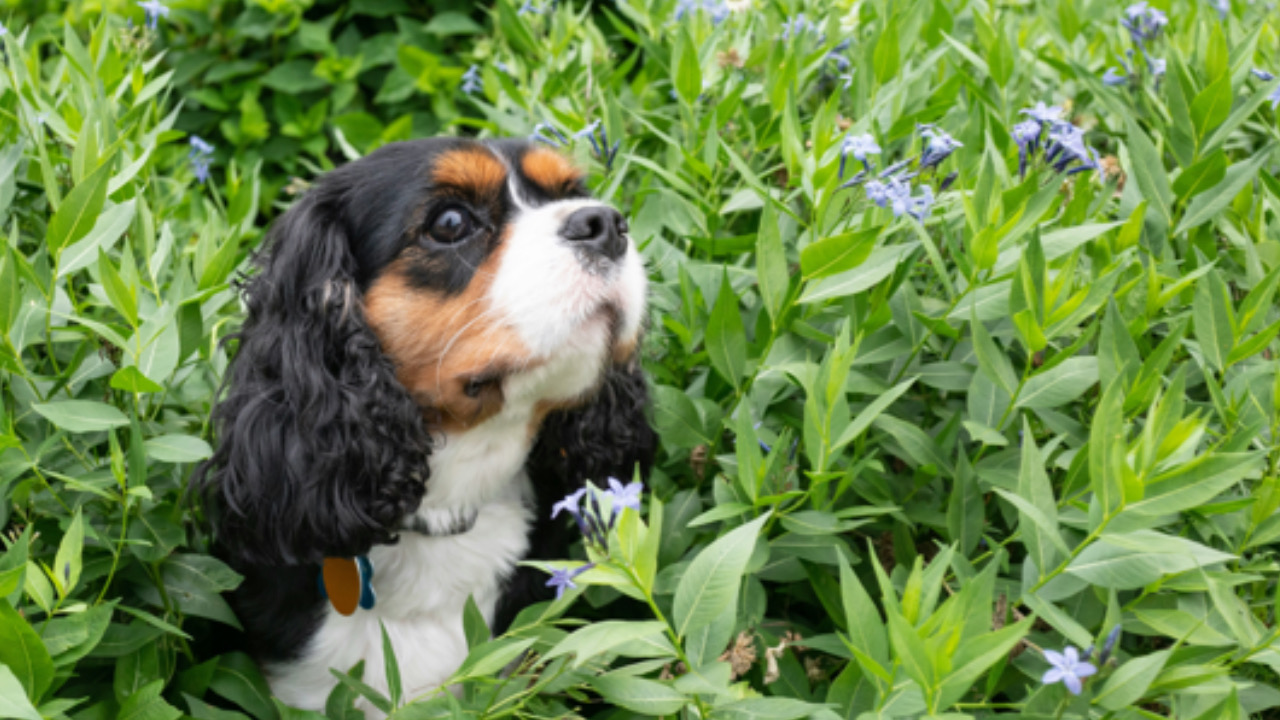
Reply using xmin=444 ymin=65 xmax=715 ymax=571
xmin=559 ymin=206 xmax=628 ymax=261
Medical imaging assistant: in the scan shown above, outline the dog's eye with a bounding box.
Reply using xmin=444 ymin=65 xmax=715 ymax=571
xmin=427 ymin=208 xmax=475 ymax=244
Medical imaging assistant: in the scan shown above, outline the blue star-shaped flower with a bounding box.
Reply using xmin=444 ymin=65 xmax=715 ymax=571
xmin=606 ymin=477 xmax=643 ymax=512
xmin=551 ymin=488 xmax=587 ymax=520
xmin=1020 ymin=102 xmax=1064 ymax=126
xmin=1041 ymin=646 xmax=1097 ymax=695
xmin=839 ymin=133 xmax=881 ymax=178
xmin=137 ymin=0 xmax=170 ymax=29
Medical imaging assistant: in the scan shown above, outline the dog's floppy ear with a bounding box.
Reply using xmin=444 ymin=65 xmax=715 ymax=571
xmin=194 ymin=191 xmax=429 ymax=566
xmin=528 ymin=359 xmax=656 ymax=495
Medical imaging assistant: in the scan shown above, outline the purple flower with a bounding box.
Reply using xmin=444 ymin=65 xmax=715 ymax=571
xmin=137 ymin=0 xmax=169 ymax=30
xmin=189 ymin=135 xmax=214 ymax=184
xmin=531 ymin=121 xmax=569 ymax=147
xmin=1099 ymin=624 xmax=1122 ymax=664
xmin=518 ymin=0 xmax=543 ymax=14
xmin=908 ymin=185 xmax=935 ymax=220
xmin=461 ymin=65 xmax=482 ymax=95
xmin=606 ymin=477 xmax=643 ymax=511
xmin=1270 ymin=86 xmax=1280 ymax=110
xmin=1045 ymin=122 xmax=1099 ymax=174
xmin=1012 ymin=119 xmax=1042 ymax=178
xmin=1211 ymin=0 xmax=1230 ymax=18
xmin=839 ymin=133 xmax=881 ymax=178
xmin=1102 ymin=67 xmax=1129 ymax=86
xmin=865 ymin=179 xmax=891 ymax=207
xmin=1252 ymin=68 xmax=1276 ymax=81
xmin=0 ymin=22 xmax=7 ymax=37
xmin=551 ymin=488 xmax=587 ymax=520
xmin=780 ymin=13 xmax=817 ymax=40
xmin=545 ymin=564 xmax=592 ymax=599
xmin=918 ymin=124 xmax=963 ymax=169
xmin=1021 ymin=102 xmax=1064 ymax=126
xmin=1122 ymin=2 xmax=1167 ymax=46
xmin=1042 ymin=646 xmax=1097 ymax=695
xmin=575 ymin=120 xmax=620 ymax=171
xmin=675 ymin=0 xmax=730 ymax=23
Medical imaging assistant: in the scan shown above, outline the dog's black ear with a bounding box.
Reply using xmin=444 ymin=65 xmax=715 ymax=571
xmin=193 ymin=191 xmax=429 ymax=566
xmin=529 ymin=359 xmax=656 ymax=501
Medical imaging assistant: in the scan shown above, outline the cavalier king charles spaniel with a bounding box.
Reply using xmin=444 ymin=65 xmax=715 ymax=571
xmin=195 ymin=138 xmax=655 ymax=712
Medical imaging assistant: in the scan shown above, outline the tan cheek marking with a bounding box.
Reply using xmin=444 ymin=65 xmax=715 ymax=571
xmin=431 ymin=148 xmax=507 ymax=197
xmin=521 ymin=148 xmax=584 ymax=192
xmin=365 ymin=238 xmax=535 ymax=433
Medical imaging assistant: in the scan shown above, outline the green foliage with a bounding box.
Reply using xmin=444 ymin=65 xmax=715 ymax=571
xmin=2 ymin=0 xmax=1280 ymax=718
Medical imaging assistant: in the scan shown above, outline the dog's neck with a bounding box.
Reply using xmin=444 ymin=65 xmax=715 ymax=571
xmin=406 ymin=398 xmax=541 ymax=533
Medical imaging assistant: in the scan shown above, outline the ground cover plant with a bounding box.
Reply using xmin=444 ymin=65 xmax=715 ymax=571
xmin=1 ymin=0 xmax=1279 ymax=717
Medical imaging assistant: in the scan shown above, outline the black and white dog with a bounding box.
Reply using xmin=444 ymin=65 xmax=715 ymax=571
xmin=195 ymin=138 xmax=655 ymax=711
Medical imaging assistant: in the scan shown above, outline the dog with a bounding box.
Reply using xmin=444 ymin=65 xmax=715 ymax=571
xmin=194 ymin=137 xmax=655 ymax=712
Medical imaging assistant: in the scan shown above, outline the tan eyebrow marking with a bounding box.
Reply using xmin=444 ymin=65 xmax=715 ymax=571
xmin=521 ymin=147 xmax=584 ymax=192
xmin=431 ymin=148 xmax=507 ymax=197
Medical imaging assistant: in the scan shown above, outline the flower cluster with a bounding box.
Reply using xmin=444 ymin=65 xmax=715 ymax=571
xmin=546 ymin=478 xmax=643 ymax=598
xmin=137 ymin=0 xmax=170 ymax=30
xmin=575 ymin=120 xmax=621 ymax=172
xmin=1010 ymin=103 xmax=1099 ymax=177
xmin=189 ymin=135 xmax=214 ymax=184
xmin=780 ymin=13 xmax=819 ymax=40
xmin=531 ymin=121 xmax=570 ymax=148
xmin=1251 ymin=68 xmax=1280 ymax=109
xmin=837 ymin=124 xmax=962 ymax=221
xmin=1121 ymin=2 xmax=1167 ymax=47
xmin=1104 ymin=3 xmax=1169 ymax=88
xmin=530 ymin=120 xmax=621 ymax=172
xmin=1103 ymin=49 xmax=1165 ymax=88
xmin=460 ymin=65 xmax=482 ymax=95
xmin=674 ymin=0 xmax=730 ymax=24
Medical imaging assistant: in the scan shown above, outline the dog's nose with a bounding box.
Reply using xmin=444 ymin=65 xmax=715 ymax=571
xmin=559 ymin=206 xmax=628 ymax=261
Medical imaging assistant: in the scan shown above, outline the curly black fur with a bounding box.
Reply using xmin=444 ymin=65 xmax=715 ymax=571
xmin=192 ymin=189 xmax=430 ymax=568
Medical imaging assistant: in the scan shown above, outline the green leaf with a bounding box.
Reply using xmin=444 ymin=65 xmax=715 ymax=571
xmin=707 ymin=272 xmax=747 ymax=388
xmin=52 ymin=508 xmax=85 ymax=597
xmin=111 ymin=366 xmax=165 ymax=394
xmin=209 ymin=652 xmax=279 ymax=720
xmin=1125 ymin=453 xmax=1262 ymax=517
xmin=1093 ymin=650 xmax=1170 ymax=710
xmin=799 ymin=227 xmax=879 ymax=280
xmin=1016 ymin=357 xmax=1099 ymax=409
xmin=674 ymin=25 xmax=702 ymax=104
xmin=144 ymin=434 xmax=214 ymax=463
xmin=0 ymin=600 xmax=55 ymax=702
xmin=47 ymin=155 xmax=114 ymax=255
xmin=1088 ymin=376 xmax=1132 ymax=515
xmin=755 ymin=203 xmax=789 ymax=322
xmin=885 ymin=605 xmax=935 ymax=694
xmin=119 ymin=680 xmax=183 ymax=720
xmin=544 ymin=621 xmax=671 ymax=669
xmin=0 ymin=665 xmax=41 ymax=720
xmin=936 ymin=617 xmax=1033 ymax=709
xmin=379 ymin=622 xmax=402 ymax=708
xmin=1176 ymin=148 xmax=1274 ymax=234
xmin=830 ymin=378 xmax=916 ymax=453
xmin=590 ymin=674 xmax=686 ymax=715
xmin=970 ymin=313 xmax=1018 ymax=396
xmin=1193 ymin=268 xmax=1236 ymax=373
xmin=32 ymin=400 xmax=129 ymax=434
xmin=873 ymin=15 xmax=900 ymax=84
xmin=1172 ymin=151 xmax=1227 ymax=203
xmin=837 ymin=555 xmax=887 ymax=666
xmin=672 ymin=513 xmax=769 ymax=639
xmin=1124 ymin=117 xmax=1173 ymax=224
xmin=1189 ymin=73 xmax=1233 ymax=146
xmin=59 ymin=199 xmax=137 ymax=277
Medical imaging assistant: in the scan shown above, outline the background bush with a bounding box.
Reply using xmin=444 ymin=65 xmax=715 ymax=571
xmin=1 ymin=0 xmax=1279 ymax=718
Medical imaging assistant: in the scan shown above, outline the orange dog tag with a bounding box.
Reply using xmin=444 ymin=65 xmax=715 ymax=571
xmin=322 ymin=557 xmax=362 ymax=616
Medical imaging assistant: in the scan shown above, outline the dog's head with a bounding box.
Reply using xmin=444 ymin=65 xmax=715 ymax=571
xmin=196 ymin=138 xmax=651 ymax=565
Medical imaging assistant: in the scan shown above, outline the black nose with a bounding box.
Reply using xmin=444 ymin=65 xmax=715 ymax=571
xmin=559 ymin=206 xmax=628 ymax=261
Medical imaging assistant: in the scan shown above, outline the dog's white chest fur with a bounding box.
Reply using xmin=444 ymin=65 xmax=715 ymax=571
xmin=267 ymin=412 xmax=538 ymax=714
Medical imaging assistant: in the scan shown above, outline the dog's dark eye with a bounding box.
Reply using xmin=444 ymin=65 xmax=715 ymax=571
xmin=427 ymin=208 xmax=475 ymax=244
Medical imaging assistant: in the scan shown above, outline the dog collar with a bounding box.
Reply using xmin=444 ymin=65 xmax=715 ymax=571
xmin=317 ymin=509 xmax=479 ymax=615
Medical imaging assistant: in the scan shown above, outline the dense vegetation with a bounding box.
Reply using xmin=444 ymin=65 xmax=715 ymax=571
xmin=1 ymin=0 xmax=1279 ymax=717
